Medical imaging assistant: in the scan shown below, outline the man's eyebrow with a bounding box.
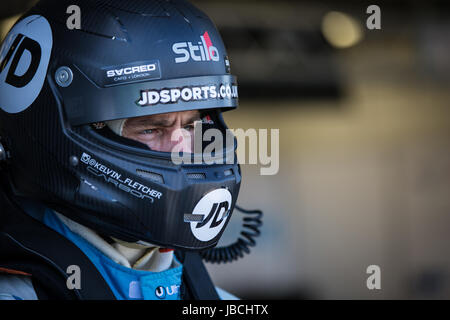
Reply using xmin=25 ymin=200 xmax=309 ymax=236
xmin=134 ymin=117 xmax=176 ymax=128
xmin=132 ymin=112 xmax=201 ymax=128
xmin=183 ymin=113 xmax=202 ymax=125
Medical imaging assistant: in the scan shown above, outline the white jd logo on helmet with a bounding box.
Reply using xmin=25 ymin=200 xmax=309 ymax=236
xmin=0 ymin=15 xmax=52 ymax=113
xmin=189 ymin=188 xmax=232 ymax=242
xmin=172 ymin=31 xmax=220 ymax=64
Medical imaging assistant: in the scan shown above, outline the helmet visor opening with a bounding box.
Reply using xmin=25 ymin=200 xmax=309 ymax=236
xmin=85 ymin=108 xmax=236 ymax=163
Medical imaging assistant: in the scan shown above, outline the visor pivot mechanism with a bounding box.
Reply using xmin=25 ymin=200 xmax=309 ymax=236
xmin=69 ymin=155 xmax=79 ymax=167
xmin=55 ymin=66 xmax=73 ymax=87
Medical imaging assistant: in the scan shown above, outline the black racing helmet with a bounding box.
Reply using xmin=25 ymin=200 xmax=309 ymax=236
xmin=0 ymin=0 xmax=241 ymax=250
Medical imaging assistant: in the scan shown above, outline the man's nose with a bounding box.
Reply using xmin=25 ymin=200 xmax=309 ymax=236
xmin=164 ymin=127 xmax=193 ymax=153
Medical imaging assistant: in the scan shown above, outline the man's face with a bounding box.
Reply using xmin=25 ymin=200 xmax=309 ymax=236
xmin=122 ymin=110 xmax=201 ymax=152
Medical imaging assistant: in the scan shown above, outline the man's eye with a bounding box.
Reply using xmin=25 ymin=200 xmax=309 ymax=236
xmin=142 ymin=129 xmax=156 ymax=135
xmin=184 ymin=123 xmax=195 ymax=131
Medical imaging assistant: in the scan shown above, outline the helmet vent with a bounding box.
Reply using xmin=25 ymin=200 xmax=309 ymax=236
xmin=136 ymin=169 xmax=164 ymax=184
xmin=187 ymin=173 xmax=206 ymax=180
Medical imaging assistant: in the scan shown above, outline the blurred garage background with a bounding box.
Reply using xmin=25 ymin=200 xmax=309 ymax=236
xmin=2 ymin=0 xmax=450 ymax=299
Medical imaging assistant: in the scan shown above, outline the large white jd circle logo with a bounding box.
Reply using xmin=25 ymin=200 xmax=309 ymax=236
xmin=190 ymin=189 xmax=232 ymax=242
xmin=0 ymin=15 xmax=52 ymax=113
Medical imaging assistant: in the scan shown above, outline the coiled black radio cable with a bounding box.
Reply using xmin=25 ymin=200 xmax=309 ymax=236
xmin=200 ymin=205 xmax=263 ymax=264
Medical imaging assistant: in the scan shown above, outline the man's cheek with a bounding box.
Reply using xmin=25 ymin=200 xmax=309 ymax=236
xmin=170 ymin=128 xmax=192 ymax=153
